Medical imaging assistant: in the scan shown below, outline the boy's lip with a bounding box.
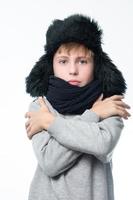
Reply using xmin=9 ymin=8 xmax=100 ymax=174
xmin=68 ymin=80 xmax=81 ymax=86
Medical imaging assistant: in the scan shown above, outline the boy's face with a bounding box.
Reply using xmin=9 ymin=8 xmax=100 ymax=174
xmin=53 ymin=45 xmax=94 ymax=87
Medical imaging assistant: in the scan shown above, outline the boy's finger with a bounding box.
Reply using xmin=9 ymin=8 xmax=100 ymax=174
xmin=25 ymin=112 xmax=31 ymax=118
xmin=115 ymin=101 xmax=131 ymax=109
xmin=110 ymin=95 xmax=124 ymax=100
xmin=25 ymin=120 xmax=30 ymax=128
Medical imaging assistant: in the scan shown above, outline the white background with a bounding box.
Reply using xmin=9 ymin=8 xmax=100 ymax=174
xmin=0 ymin=0 xmax=132 ymax=199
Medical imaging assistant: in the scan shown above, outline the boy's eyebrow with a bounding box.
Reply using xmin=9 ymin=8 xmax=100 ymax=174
xmin=55 ymin=55 xmax=90 ymax=59
xmin=76 ymin=56 xmax=90 ymax=59
xmin=56 ymin=56 xmax=69 ymax=59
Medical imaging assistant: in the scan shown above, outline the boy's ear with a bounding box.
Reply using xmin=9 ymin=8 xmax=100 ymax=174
xmin=25 ymin=54 xmax=53 ymax=97
xmin=94 ymin=51 xmax=126 ymax=98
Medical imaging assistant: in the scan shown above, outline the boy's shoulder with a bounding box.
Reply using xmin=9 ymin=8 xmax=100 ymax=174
xmin=29 ymin=96 xmax=57 ymax=114
xmin=28 ymin=98 xmax=39 ymax=111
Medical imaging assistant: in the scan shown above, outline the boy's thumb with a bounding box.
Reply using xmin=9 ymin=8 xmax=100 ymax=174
xmin=37 ymin=97 xmax=50 ymax=112
xmin=38 ymin=97 xmax=46 ymax=107
xmin=96 ymin=94 xmax=103 ymax=102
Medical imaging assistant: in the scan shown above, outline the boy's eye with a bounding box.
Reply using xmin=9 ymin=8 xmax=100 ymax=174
xmin=59 ymin=59 xmax=68 ymax=64
xmin=79 ymin=59 xmax=88 ymax=64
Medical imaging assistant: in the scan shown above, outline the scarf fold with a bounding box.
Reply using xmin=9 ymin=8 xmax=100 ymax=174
xmin=46 ymin=75 xmax=102 ymax=115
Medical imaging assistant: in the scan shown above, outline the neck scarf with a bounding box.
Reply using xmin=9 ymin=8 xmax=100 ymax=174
xmin=46 ymin=75 xmax=102 ymax=115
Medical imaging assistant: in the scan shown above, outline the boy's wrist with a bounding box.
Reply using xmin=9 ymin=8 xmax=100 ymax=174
xmin=90 ymin=108 xmax=101 ymax=118
xmin=81 ymin=109 xmax=100 ymax=122
xmin=43 ymin=113 xmax=56 ymax=130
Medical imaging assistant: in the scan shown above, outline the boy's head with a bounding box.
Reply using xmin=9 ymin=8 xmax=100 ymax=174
xmin=53 ymin=42 xmax=94 ymax=87
xmin=26 ymin=14 xmax=126 ymax=97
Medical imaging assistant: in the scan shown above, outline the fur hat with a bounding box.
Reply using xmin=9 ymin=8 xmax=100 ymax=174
xmin=26 ymin=14 xmax=126 ymax=97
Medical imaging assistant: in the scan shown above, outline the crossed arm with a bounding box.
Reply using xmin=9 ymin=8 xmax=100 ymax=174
xmin=25 ymin=95 xmax=130 ymax=137
xmin=25 ymin=95 xmax=130 ymax=177
xmin=26 ymin=100 xmax=101 ymax=177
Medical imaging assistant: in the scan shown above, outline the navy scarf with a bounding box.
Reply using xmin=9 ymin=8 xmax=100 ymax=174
xmin=46 ymin=75 xmax=102 ymax=115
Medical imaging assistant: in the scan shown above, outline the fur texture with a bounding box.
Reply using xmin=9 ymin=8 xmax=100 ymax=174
xmin=45 ymin=14 xmax=102 ymax=56
xmin=26 ymin=14 xmax=126 ymax=97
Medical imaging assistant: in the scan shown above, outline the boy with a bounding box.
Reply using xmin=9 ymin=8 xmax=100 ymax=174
xmin=25 ymin=14 xmax=130 ymax=200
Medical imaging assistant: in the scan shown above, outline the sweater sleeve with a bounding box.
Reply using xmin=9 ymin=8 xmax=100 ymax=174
xmin=48 ymin=114 xmax=124 ymax=163
xmin=29 ymin=101 xmax=99 ymax=177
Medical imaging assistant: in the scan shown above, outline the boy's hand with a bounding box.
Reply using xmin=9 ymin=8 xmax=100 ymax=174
xmin=91 ymin=95 xmax=131 ymax=119
xmin=25 ymin=97 xmax=55 ymax=139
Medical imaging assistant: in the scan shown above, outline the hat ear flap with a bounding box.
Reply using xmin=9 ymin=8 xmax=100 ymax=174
xmin=26 ymin=55 xmax=53 ymax=97
xmin=94 ymin=51 xmax=127 ymax=98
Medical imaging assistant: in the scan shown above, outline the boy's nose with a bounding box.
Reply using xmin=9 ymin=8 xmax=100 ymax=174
xmin=69 ymin=63 xmax=78 ymax=75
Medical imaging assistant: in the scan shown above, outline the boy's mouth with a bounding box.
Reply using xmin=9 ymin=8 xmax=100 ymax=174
xmin=68 ymin=80 xmax=81 ymax=86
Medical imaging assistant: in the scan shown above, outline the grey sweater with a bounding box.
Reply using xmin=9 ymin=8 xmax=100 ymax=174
xmin=28 ymin=97 xmax=124 ymax=200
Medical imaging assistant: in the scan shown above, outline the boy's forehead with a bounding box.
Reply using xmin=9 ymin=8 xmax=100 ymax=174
xmin=55 ymin=45 xmax=90 ymax=57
